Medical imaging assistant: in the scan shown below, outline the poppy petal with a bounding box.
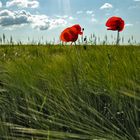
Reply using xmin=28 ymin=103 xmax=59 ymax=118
xmin=60 ymin=24 xmax=83 ymax=43
xmin=106 ymin=16 xmax=125 ymax=32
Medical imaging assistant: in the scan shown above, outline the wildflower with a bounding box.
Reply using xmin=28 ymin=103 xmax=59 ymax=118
xmin=60 ymin=24 xmax=84 ymax=46
xmin=106 ymin=16 xmax=125 ymax=45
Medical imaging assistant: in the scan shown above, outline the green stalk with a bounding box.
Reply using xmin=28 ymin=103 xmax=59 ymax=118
xmin=116 ymin=31 xmax=120 ymax=45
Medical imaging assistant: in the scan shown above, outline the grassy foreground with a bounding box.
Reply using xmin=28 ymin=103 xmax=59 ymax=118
xmin=0 ymin=45 xmax=140 ymax=140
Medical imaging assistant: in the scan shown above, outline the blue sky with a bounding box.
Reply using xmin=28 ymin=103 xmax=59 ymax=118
xmin=0 ymin=0 xmax=140 ymax=44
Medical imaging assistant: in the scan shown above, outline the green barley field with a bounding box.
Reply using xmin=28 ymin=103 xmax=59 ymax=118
xmin=0 ymin=45 xmax=140 ymax=140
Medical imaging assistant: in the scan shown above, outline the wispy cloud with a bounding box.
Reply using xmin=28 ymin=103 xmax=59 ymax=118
xmin=91 ymin=18 xmax=98 ymax=23
xmin=86 ymin=10 xmax=93 ymax=15
xmin=100 ymin=3 xmax=113 ymax=10
xmin=134 ymin=0 xmax=140 ymax=1
xmin=90 ymin=14 xmax=98 ymax=23
xmin=6 ymin=0 xmax=39 ymax=8
xmin=76 ymin=10 xmax=94 ymax=15
xmin=76 ymin=11 xmax=83 ymax=14
xmin=125 ymin=23 xmax=133 ymax=27
xmin=55 ymin=15 xmax=75 ymax=21
xmin=55 ymin=15 xmax=68 ymax=19
xmin=68 ymin=16 xmax=75 ymax=20
xmin=0 ymin=1 xmax=2 ymax=8
xmin=128 ymin=5 xmax=140 ymax=9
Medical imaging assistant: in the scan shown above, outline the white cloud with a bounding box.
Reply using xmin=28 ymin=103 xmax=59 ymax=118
xmin=0 ymin=10 xmax=67 ymax=30
xmin=55 ymin=15 xmax=68 ymax=19
xmin=68 ymin=16 xmax=74 ymax=20
xmin=56 ymin=15 xmax=75 ymax=20
xmin=76 ymin=11 xmax=83 ymax=14
xmin=0 ymin=10 xmax=31 ymax=27
xmin=86 ymin=10 xmax=93 ymax=15
xmin=6 ymin=0 xmax=39 ymax=8
xmin=0 ymin=1 xmax=2 ymax=8
xmin=91 ymin=18 xmax=98 ymax=23
xmin=100 ymin=3 xmax=113 ymax=10
xmin=128 ymin=5 xmax=140 ymax=9
xmin=105 ymin=13 xmax=111 ymax=16
xmin=114 ymin=9 xmax=119 ymax=13
xmin=134 ymin=0 xmax=140 ymax=1
xmin=89 ymin=13 xmax=98 ymax=23
xmin=49 ymin=19 xmax=67 ymax=29
xmin=125 ymin=23 xmax=133 ymax=27
xmin=29 ymin=14 xmax=50 ymax=30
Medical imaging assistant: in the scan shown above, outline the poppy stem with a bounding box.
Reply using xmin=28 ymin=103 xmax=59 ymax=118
xmin=116 ymin=31 xmax=120 ymax=45
xmin=70 ymin=42 xmax=73 ymax=48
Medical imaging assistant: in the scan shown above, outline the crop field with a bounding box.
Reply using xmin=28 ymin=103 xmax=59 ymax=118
xmin=0 ymin=45 xmax=140 ymax=140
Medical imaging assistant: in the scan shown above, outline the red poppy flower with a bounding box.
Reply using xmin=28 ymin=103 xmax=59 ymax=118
xmin=106 ymin=16 xmax=125 ymax=45
xmin=60 ymin=24 xmax=83 ymax=44
xmin=106 ymin=16 xmax=125 ymax=32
